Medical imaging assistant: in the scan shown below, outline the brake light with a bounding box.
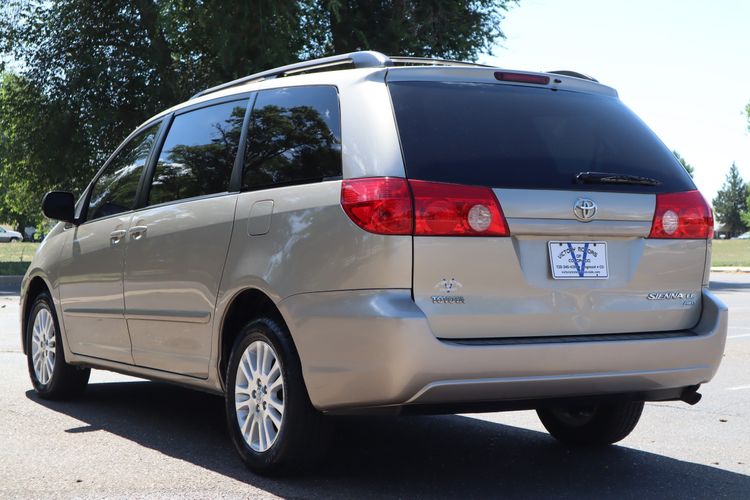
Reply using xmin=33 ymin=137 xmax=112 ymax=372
xmin=649 ymin=190 xmax=713 ymax=239
xmin=494 ymin=72 xmax=550 ymax=85
xmin=341 ymin=177 xmax=413 ymax=235
xmin=410 ymin=180 xmax=509 ymax=236
xmin=341 ymin=178 xmax=509 ymax=236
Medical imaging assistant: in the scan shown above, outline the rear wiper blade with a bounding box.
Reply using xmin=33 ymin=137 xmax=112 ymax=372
xmin=575 ymin=171 xmax=662 ymax=186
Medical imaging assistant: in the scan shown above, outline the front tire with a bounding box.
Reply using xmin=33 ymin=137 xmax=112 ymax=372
xmin=26 ymin=292 xmax=90 ymax=399
xmin=537 ymin=401 xmax=644 ymax=446
xmin=225 ymin=317 xmax=326 ymax=474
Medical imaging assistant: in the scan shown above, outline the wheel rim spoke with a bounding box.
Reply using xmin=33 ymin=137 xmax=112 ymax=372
xmin=239 ymin=358 xmax=253 ymax=385
xmin=263 ymin=417 xmax=274 ymax=447
xmin=267 ymin=395 xmax=284 ymax=415
xmin=234 ymin=338 xmax=285 ymax=453
xmin=34 ymin=355 xmax=43 ymax=380
xmin=248 ymin=417 xmax=258 ymax=446
xmin=40 ymin=355 xmax=48 ymax=384
xmin=266 ymin=406 xmax=282 ymax=428
xmin=267 ymin=374 xmax=283 ymax=393
xmin=240 ymin=409 xmax=253 ymax=437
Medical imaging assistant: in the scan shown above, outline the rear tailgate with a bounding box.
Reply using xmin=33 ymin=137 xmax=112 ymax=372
xmin=388 ymin=70 xmax=710 ymax=340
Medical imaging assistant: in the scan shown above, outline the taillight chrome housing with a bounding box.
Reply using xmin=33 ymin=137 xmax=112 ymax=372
xmin=341 ymin=177 xmax=509 ymax=237
xmin=649 ymin=190 xmax=713 ymax=239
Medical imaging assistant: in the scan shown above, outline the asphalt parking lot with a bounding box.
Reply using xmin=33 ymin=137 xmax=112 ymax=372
xmin=1 ymin=275 xmax=749 ymax=499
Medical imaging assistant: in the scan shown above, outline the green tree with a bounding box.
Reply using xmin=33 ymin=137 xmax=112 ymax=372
xmin=712 ymin=163 xmax=748 ymax=237
xmin=301 ymin=1 xmax=512 ymax=60
xmin=743 ymin=193 xmax=750 ymax=230
xmin=0 ymin=0 xmax=516 ymax=223
xmin=0 ymin=73 xmax=87 ymax=230
xmin=672 ymin=150 xmax=694 ymax=178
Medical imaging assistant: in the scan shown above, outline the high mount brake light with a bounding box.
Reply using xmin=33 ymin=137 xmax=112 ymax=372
xmin=494 ymin=72 xmax=550 ymax=85
xmin=649 ymin=190 xmax=713 ymax=239
xmin=341 ymin=178 xmax=509 ymax=237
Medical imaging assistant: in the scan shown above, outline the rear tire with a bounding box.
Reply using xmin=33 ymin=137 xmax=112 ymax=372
xmin=225 ymin=317 xmax=327 ymax=474
xmin=26 ymin=292 xmax=90 ymax=400
xmin=536 ymin=401 xmax=644 ymax=446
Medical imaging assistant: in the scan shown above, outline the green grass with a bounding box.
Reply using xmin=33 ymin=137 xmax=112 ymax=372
xmin=0 ymin=242 xmax=40 ymax=275
xmin=711 ymin=239 xmax=750 ymax=267
xmin=0 ymin=240 xmax=747 ymax=276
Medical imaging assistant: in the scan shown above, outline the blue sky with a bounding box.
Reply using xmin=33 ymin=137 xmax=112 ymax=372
xmin=480 ymin=0 xmax=750 ymax=203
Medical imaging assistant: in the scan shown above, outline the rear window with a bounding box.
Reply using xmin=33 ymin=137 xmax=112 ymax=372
xmin=389 ymin=81 xmax=694 ymax=193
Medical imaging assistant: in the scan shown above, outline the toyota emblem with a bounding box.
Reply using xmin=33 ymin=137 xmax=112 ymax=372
xmin=573 ymin=198 xmax=597 ymax=222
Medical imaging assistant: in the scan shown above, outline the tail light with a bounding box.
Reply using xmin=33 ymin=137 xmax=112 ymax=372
xmin=649 ymin=190 xmax=713 ymax=239
xmin=410 ymin=180 xmax=509 ymax=236
xmin=341 ymin=178 xmax=509 ymax=237
xmin=340 ymin=177 xmax=413 ymax=235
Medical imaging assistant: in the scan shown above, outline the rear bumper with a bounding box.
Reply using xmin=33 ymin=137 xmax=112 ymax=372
xmin=279 ymin=289 xmax=728 ymax=412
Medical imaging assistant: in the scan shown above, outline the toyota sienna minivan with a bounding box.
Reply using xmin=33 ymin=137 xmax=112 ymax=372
xmin=21 ymin=51 xmax=727 ymax=473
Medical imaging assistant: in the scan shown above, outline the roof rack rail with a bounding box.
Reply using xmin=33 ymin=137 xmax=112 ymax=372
xmin=546 ymin=70 xmax=599 ymax=83
xmin=389 ymin=56 xmax=492 ymax=68
xmin=190 ymin=51 xmax=501 ymax=100
xmin=191 ymin=50 xmax=391 ymax=99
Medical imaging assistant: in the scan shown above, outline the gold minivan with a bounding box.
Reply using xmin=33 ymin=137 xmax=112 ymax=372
xmin=22 ymin=51 xmax=727 ymax=473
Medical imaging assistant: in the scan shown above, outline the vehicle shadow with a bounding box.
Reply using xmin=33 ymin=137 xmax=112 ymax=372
xmin=27 ymin=382 xmax=749 ymax=499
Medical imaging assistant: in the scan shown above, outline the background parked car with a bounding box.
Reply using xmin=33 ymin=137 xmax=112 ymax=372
xmin=0 ymin=227 xmax=23 ymax=242
xmin=736 ymin=231 xmax=750 ymax=239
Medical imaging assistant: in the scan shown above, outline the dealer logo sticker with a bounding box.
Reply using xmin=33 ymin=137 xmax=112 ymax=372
xmin=432 ymin=278 xmax=465 ymax=304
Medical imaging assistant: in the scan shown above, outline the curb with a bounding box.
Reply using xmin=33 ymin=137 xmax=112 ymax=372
xmin=710 ymin=267 xmax=750 ymax=273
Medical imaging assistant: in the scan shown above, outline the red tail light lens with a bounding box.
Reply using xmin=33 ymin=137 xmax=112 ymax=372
xmin=411 ymin=180 xmax=509 ymax=236
xmin=649 ymin=190 xmax=713 ymax=239
xmin=341 ymin=177 xmax=413 ymax=235
xmin=341 ymin=178 xmax=510 ymax=236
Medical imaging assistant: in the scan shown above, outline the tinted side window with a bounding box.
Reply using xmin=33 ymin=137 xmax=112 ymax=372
xmin=148 ymin=99 xmax=248 ymax=205
xmin=244 ymin=86 xmax=341 ymax=190
xmin=87 ymin=123 xmax=160 ymax=221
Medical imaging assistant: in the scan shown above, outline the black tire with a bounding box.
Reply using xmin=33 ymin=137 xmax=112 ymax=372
xmin=536 ymin=401 xmax=644 ymax=446
xmin=225 ymin=317 xmax=327 ymax=474
xmin=10 ymin=237 xmax=20 ymax=243
xmin=26 ymin=292 xmax=90 ymax=400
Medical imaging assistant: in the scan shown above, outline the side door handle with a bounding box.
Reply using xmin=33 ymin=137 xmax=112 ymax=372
xmin=110 ymin=229 xmax=127 ymax=244
xmin=128 ymin=225 xmax=148 ymax=240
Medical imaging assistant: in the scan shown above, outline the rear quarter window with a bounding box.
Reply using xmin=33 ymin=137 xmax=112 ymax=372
xmin=388 ymin=81 xmax=695 ymax=193
xmin=243 ymin=86 xmax=342 ymax=190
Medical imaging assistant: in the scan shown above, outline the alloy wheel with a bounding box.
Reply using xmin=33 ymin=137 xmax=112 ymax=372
xmin=30 ymin=307 xmax=56 ymax=385
xmin=234 ymin=340 xmax=285 ymax=452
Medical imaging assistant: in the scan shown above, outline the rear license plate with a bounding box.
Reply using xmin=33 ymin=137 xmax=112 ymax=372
xmin=548 ymin=241 xmax=608 ymax=279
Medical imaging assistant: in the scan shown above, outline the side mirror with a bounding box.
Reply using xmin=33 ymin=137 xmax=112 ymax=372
xmin=42 ymin=191 xmax=76 ymax=224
